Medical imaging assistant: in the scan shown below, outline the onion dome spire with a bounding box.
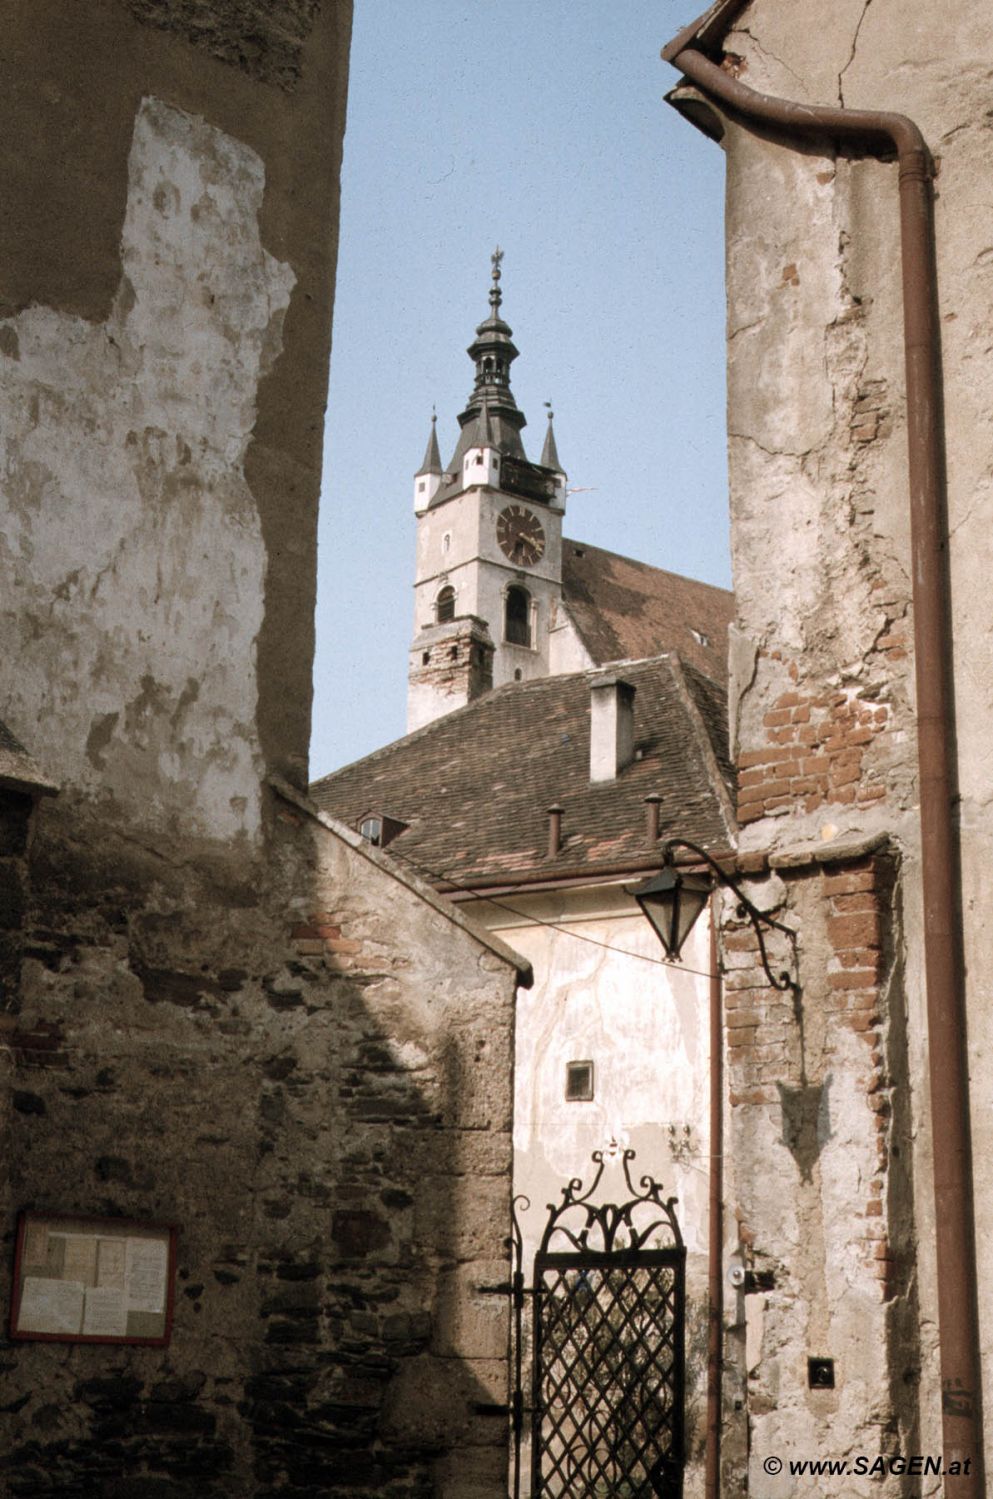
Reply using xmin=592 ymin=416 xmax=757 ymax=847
xmin=455 ymin=248 xmax=526 ymax=457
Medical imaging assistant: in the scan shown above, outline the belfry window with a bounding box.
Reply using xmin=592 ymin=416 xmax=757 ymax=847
xmin=437 ymin=586 xmax=455 ymax=623
xmin=505 ymin=585 xmax=531 ymax=647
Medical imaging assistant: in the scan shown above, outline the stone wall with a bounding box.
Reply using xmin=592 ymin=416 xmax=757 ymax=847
xmin=2 ymin=787 xmax=518 ymax=1498
xmin=0 ymin=7 xmax=521 ymax=1496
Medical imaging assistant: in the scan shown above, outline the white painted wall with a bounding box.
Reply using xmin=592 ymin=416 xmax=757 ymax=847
xmin=467 ymin=882 xmax=713 ymax=1259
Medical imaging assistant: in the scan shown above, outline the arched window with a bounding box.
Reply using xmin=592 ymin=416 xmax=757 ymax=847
xmin=436 ymin=586 xmax=455 ymax=623
xmin=505 ymin=585 xmax=531 ymax=646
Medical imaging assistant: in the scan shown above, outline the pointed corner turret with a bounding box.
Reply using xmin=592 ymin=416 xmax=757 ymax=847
xmin=540 ymin=403 xmax=567 ymax=508
xmin=414 ymin=411 xmax=444 ymax=513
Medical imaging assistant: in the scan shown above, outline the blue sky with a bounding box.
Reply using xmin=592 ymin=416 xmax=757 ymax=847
xmin=312 ymin=1 xmax=728 ymax=777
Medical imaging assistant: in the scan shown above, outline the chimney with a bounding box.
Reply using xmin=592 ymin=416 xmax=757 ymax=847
xmin=589 ymin=677 xmax=635 ymax=782
xmin=546 ymin=804 xmax=563 ymax=858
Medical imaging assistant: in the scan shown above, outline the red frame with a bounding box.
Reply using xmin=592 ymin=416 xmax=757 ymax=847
xmin=10 ymin=1210 xmax=178 ymax=1346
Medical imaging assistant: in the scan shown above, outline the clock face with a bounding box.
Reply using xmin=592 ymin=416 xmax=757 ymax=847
xmin=496 ymin=505 xmax=546 ymax=567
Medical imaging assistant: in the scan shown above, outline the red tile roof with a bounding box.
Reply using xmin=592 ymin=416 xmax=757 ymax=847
xmin=562 ymin=539 xmax=732 ymax=684
xmin=311 ymin=655 xmax=734 ymax=889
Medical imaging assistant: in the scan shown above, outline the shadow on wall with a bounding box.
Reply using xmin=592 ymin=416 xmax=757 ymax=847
xmin=0 ymin=782 xmax=515 ymax=1499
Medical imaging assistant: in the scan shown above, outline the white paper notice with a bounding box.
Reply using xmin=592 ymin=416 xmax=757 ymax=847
xmin=96 ymin=1238 xmax=127 ymax=1289
xmin=18 ymin=1276 xmax=85 ymax=1335
xmin=82 ymin=1285 xmax=129 ymax=1337
xmin=125 ymin=1238 xmax=168 ymax=1313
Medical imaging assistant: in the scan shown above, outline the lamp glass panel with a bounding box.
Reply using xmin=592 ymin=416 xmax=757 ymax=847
xmin=673 ymin=877 xmax=710 ymax=954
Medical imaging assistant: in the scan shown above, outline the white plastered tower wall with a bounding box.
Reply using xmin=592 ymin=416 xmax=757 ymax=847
xmin=664 ymin=0 xmax=993 ymax=1489
xmin=407 ymin=475 xmax=566 ymax=730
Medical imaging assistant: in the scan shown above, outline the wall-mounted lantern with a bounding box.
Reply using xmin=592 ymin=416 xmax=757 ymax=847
xmin=630 ymin=838 xmax=798 ymax=992
xmin=629 ymin=864 xmax=711 ymax=963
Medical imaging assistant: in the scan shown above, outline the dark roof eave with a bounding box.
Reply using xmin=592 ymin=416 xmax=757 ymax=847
xmin=436 ymin=845 xmax=737 ymax=898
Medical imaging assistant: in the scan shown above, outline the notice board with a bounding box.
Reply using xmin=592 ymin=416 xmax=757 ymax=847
xmin=10 ymin=1212 xmax=177 ymax=1345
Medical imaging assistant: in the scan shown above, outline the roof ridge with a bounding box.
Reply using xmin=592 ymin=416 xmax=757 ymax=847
xmin=312 ymin=653 xmax=684 ymax=791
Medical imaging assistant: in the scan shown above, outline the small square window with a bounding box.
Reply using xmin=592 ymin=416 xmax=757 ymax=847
xmin=565 ymin=1060 xmax=594 ymax=1102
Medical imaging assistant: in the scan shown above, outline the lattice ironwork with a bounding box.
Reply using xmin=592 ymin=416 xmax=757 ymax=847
xmin=528 ymin=1151 xmax=685 ymax=1499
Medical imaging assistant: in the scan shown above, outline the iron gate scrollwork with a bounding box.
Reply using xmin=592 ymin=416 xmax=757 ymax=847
xmin=508 ymin=1149 xmax=685 ymax=1499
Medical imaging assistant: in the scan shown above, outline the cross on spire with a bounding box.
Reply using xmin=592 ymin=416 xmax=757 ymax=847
xmin=490 ymin=245 xmax=504 ymax=312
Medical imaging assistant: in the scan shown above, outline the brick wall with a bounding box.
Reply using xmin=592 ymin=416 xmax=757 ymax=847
xmin=737 ymin=656 xmax=895 ymax=825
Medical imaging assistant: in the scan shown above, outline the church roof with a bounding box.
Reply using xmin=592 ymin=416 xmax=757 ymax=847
xmin=562 ymin=539 xmax=733 ymax=685
xmin=311 ymin=654 xmax=734 ymax=889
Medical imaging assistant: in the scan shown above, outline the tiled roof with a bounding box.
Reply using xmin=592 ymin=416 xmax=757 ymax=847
xmin=562 ymin=539 xmax=732 ymax=684
xmin=311 ymin=655 xmax=733 ymax=888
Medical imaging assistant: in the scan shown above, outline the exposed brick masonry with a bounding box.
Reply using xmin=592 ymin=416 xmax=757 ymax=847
xmin=722 ymin=853 xmax=894 ymax=1298
xmin=737 ymin=655 xmax=898 ymax=825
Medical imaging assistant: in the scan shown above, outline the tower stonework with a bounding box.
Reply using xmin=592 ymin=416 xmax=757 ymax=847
xmin=408 ymin=254 xmax=568 ymax=731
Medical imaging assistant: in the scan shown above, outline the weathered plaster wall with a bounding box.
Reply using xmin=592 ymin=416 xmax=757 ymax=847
xmin=3 ymin=96 xmax=293 ymax=844
xmin=694 ymin=0 xmax=993 ymax=1483
xmin=718 ymin=850 xmax=914 ymax=1496
xmin=0 ymin=0 xmax=351 ymax=799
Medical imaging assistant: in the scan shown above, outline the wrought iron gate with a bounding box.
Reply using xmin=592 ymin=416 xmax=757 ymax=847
xmin=505 ymin=1150 xmax=685 ymax=1499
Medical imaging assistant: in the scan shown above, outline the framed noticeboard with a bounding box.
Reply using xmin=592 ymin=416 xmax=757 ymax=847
xmin=10 ymin=1212 xmax=177 ymax=1345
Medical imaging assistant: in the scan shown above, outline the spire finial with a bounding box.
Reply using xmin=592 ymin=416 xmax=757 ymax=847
xmin=489 ymin=246 xmax=504 ymax=313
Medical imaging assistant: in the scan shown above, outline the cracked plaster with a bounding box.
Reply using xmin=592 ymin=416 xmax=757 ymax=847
xmin=714 ymin=0 xmax=993 ymax=1478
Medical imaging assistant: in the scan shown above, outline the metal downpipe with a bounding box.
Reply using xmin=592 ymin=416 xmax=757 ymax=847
xmin=706 ymin=900 xmax=723 ymax=1499
xmin=664 ymin=42 xmax=982 ymax=1493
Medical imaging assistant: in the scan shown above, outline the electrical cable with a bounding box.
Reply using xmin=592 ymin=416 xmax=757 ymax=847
xmin=386 ymin=844 xmax=721 ymax=982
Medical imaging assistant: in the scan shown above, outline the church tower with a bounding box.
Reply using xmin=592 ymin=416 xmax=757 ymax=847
xmin=407 ymin=251 xmax=567 ymax=731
